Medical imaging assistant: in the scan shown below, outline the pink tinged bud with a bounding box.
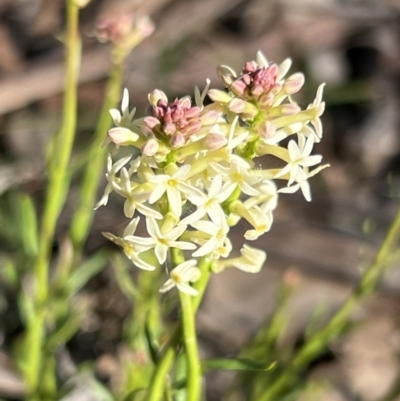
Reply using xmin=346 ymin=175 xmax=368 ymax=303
xmin=221 ymin=74 xmax=234 ymax=86
xmin=228 ymin=98 xmax=246 ymax=113
xmin=229 ymin=99 xmax=258 ymax=118
xmin=258 ymin=121 xmax=276 ymax=140
xmin=231 ymin=80 xmax=247 ymax=96
xmin=200 ymin=108 xmax=222 ymax=125
xmin=281 ymin=104 xmax=301 ymax=115
xmin=207 ymin=89 xmax=232 ymax=104
xmin=170 ymin=133 xmax=186 ymax=148
xmin=242 ymin=74 xmax=251 ymax=86
xmin=148 ymin=89 xmax=168 ymax=107
xmin=259 ymin=92 xmax=275 ymax=108
xmin=108 ymin=127 xmax=139 ymax=144
xmin=163 ymin=122 xmax=176 ymax=135
xmin=136 ymin=16 xmax=155 ymax=39
xmin=284 ymin=73 xmax=305 ymax=95
xmin=144 ymin=116 xmax=160 ymax=129
xmin=205 ymin=133 xmax=228 ymax=150
xmin=243 ymin=61 xmax=258 ymax=73
xmin=184 ymin=119 xmax=203 ymax=135
xmin=217 ymin=65 xmax=237 ymax=81
xmin=251 ymin=85 xmax=264 ymax=97
xmin=142 ymin=138 xmax=159 ymax=156
xmin=180 ymin=97 xmax=191 ymax=109
xmin=185 ymin=106 xmax=201 ymax=119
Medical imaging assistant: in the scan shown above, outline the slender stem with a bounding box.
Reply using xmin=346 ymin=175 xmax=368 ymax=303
xmin=70 ymin=58 xmax=123 ymax=259
xmin=258 ymin=207 xmax=400 ymax=401
xmin=34 ymin=0 xmax=80 ymax=304
xmin=26 ymin=1 xmax=80 ymax=396
xmin=146 ymin=258 xmax=211 ymax=401
xmin=179 ymin=291 xmax=201 ymax=401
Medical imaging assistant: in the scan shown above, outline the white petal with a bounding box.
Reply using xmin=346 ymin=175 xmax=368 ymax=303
xmin=159 ymin=279 xmax=175 ymax=293
xmin=123 ymin=217 xmax=140 ymax=236
xmin=131 ymin=254 xmax=156 ymax=271
xmin=167 ymin=187 xmax=182 ymax=217
xmin=146 ymin=217 xmax=162 ymax=239
xmin=155 ymin=244 xmax=168 ymax=264
xmin=177 ymin=283 xmax=198 ymax=296
xmin=170 ymin=240 xmax=196 ymax=250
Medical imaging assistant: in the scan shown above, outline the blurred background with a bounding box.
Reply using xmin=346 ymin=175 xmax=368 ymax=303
xmin=1 ymin=0 xmax=400 ymax=400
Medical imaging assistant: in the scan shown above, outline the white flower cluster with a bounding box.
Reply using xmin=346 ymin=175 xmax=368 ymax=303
xmin=97 ymin=51 xmax=328 ymax=296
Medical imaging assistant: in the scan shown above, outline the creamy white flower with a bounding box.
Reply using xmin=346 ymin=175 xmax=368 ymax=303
xmin=148 ymin=164 xmax=199 ymax=218
xmin=180 ymin=174 xmax=234 ymax=226
xmin=110 ymin=167 xmax=162 ymax=219
xmin=212 ymin=244 xmax=266 ymax=273
xmin=102 ymin=217 xmax=156 ymax=271
xmin=210 ymin=160 xmax=262 ymax=196
xmin=95 ymin=154 xmax=132 ymax=210
xmin=233 ymin=245 xmax=266 ymax=273
xmin=230 ymin=201 xmax=273 ymax=240
xmin=278 ymin=163 xmax=329 ymax=201
xmin=190 ymin=219 xmax=230 ymax=258
xmin=109 ymin=88 xmax=136 ymax=127
xmin=307 ymin=83 xmax=325 ymax=139
xmin=274 ymin=133 xmax=322 ymax=186
xmin=160 ymin=260 xmax=201 ymax=296
xmin=126 ymin=218 xmax=196 ymax=265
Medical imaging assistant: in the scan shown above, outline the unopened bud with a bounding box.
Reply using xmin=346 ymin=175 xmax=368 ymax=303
xmin=205 ymin=133 xmax=228 ymax=150
xmin=148 ymin=89 xmax=168 ymax=107
xmin=141 ymin=138 xmax=159 ymax=156
xmin=170 ymin=133 xmax=186 ymax=149
xmin=108 ymin=127 xmax=139 ymax=145
xmin=207 ymin=89 xmax=232 ymax=104
xmin=283 ymin=73 xmax=305 ymax=95
xmin=231 ymin=80 xmax=247 ymax=96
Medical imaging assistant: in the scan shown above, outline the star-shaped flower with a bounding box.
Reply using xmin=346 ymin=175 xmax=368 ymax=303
xmin=274 ymin=133 xmax=322 ymax=186
xmin=126 ymin=218 xmax=196 ymax=265
xmin=102 ymin=217 xmax=155 ymax=271
xmin=180 ymin=174 xmax=234 ymax=226
xmin=159 ymin=260 xmax=201 ymax=296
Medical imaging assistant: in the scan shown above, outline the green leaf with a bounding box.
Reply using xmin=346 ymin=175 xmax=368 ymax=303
xmin=16 ymin=194 xmax=38 ymax=258
xmin=202 ymin=358 xmax=277 ymax=372
xmin=112 ymin=253 xmax=138 ymax=302
xmin=1 ymin=257 xmax=18 ymax=288
xmin=144 ymin=313 xmax=160 ymax=364
xmin=66 ymin=250 xmax=108 ymax=293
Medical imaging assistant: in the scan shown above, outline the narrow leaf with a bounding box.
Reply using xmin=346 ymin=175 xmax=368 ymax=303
xmin=202 ymin=358 xmax=276 ymax=372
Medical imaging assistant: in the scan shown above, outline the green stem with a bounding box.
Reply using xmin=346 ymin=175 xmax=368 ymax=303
xmin=179 ymin=290 xmax=201 ymax=401
xmin=70 ymin=57 xmax=124 ymax=259
xmin=146 ymin=258 xmax=211 ymax=401
xmin=258 ymin=207 xmax=400 ymax=401
xmin=26 ymin=1 xmax=80 ymax=396
xmin=34 ymin=0 xmax=80 ymax=304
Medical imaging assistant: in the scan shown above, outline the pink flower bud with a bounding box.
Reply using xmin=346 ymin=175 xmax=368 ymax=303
xmin=183 ymin=120 xmax=203 ymax=136
xmin=170 ymin=133 xmax=186 ymax=148
xmin=144 ymin=116 xmax=160 ymax=129
xmin=258 ymin=121 xmax=276 ymax=140
xmin=205 ymin=133 xmax=228 ymax=150
xmin=148 ymin=89 xmax=168 ymax=107
xmin=200 ymin=104 xmax=223 ymax=125
xmin=163 ymin=122 xmax=176 ymax=135
xmin=231 ymin=80 xmax=247 ymax=96
xmin=228 ymin=98 xmax=246 ymax=113
xmin=141 ymin=138 xmax=159 ymax=156
xmin=108 ymin=127 xmax=138 ymax=145
xmin=221 ymin=74 xmax=234 ymax=86
xmin=283 ymin=73 xmax=305 ymax=95
xmin=207 ymin=89 xmax=232 ymax=104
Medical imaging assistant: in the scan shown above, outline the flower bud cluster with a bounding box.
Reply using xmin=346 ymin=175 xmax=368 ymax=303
xmin=98 ymin=51 xmax=328 ymax=296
